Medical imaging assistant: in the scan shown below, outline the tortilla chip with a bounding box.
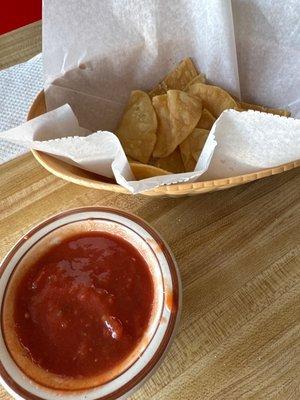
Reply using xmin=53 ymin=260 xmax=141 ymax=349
xmin=151 ymin=94 xmax=171 ymax=157
xmin=239 ymin=101 xmax=291 ymax=117
xmin=184 ymin=73 xmax=206 ymax=90
xmin=116 ymin=90 xmax=157 ymax=164
xmin=148 ymin=85 xmax=166 ymax=98
xmin=164 ymin=58 xmax=198 ymax=89
xmin=197 ymin=108 xmax=216 ymax=130
xmin=191 ymin=129 xmax=209 ymax=161
xmin=188 ymin=83 xmax=237 ymax=117
xmin=149 ymin=58 xmax=198 ymax=98
xmin=151 ymin=147 xmax=184 ymax=173
xmin=168 ymin=90 xmax=202 ymax=151
xmin=180 ymin=128 xmax=209 ymax=171
xmin=153 ymin=90 xmax=202 ymax=158
xmin=234 ymin=105 xmax=245 ymax=112
xmin=129 ymin=162 xmax=170 ymax=180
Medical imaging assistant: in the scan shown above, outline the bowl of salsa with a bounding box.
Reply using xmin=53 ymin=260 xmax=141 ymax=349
xmin=0 ymin=207 xmax=181 ymax=400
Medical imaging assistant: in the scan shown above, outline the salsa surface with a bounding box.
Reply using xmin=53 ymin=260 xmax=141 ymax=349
xmin=13 ymin=232 xmax=154 ymax=378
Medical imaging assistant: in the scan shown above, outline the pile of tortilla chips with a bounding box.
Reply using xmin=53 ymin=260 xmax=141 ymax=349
xmin=116 ymin=58 xmax=291 ymax=180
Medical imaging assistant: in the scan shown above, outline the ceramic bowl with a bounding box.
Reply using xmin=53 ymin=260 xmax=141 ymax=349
xmin=0 ymin=207 xmax=181 ymax=400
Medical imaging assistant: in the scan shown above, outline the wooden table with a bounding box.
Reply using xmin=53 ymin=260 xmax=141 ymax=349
xmin=0 ymin=153 xmax=299 ymax=400
xmin=0 ymin=21 xmax=41 ymax=70
xmin=1 ymin=20 xmax=299 ymax=400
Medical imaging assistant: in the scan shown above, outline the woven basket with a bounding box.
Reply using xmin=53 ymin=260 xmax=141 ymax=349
xmin=28 ymin=91 xmax=299 ymax=197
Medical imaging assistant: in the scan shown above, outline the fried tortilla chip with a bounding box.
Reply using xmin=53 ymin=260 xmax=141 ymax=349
xmin=153 ymin=90 xmax=202 ymax=158
xmin=184 ymin=73 xmax=206 ymax=90
xmin=148 ymin=85 xmax=166 ymax=98
xmin=167 ymin=90 xmax=202 ymax=152
xmin=151 ymin=147 xmax=184 ymax=174
xmin=129 ymin=162 xmax=170 ymax=180
xmin=116 ymin=90 xmax=157 ymax=164
xmin=196 ymin=108 xmax=216 ymax=130
xmin=180 ymin=128 xmax=209 ymax=171
xmin=152 ymin=94 xmax=171 ymax=157
xmin=191 ymin=129 xmax=209 ymax=161
xmin=164 ymin=58 xmax=198 ymax=89
xmin=239 ymin=101 xmax=291 ymax=117
xmin=149 ymin=58 xmax=198 ymax=98
xmin=188 ymin=83 xmax=237 ymax=118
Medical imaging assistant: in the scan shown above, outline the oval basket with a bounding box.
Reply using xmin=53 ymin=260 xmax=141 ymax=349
xmin=28 ymin=91 xmax=299 ymax=197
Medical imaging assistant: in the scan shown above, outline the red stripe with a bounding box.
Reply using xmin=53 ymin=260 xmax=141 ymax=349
xmin=0 ymin=0 xmax=41 ymax=35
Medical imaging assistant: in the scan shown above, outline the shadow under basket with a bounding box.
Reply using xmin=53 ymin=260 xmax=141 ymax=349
xmin=27 ymin=91 xmax=299 ymax=197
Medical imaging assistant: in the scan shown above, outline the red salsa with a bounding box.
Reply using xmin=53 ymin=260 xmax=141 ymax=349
xmin=13 ymin=232 xmax=154 ymax=378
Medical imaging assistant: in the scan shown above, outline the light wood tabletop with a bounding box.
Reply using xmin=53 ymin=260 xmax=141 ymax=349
xmin=0 ymin=20 xmax=299 ymax=400
xmin=1 ymin=153 xmax=299 ymax=400
xmin=0 ymin=21 xmax=41 ymax=70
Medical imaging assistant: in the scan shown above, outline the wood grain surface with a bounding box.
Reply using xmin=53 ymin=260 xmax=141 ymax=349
xmin=0 ymin=21 xmax=41 ymax=70
xmin=0 ymin=153 xmax=299 ymax=400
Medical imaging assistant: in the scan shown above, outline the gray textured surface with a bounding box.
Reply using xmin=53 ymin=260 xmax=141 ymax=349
xmin=0 ymin=53 xmax=43 ymax=164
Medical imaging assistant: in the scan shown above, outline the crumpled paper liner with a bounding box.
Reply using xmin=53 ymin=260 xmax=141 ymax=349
xmin=198 ymin=110 xmax=300 ymax=180
xmin=1 ymin=104 xmax=299 ymax=193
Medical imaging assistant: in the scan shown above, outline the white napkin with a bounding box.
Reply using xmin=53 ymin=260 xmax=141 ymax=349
xmin=0 ymin=54 xmax=43 ymax=163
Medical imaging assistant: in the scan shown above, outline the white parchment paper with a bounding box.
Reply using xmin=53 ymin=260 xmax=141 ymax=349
xmin=232 ymin=0 xmax=300 ymax=117
xmin=43 ymin=0 xmax=240 ymax=131
xmin=198 ymin=110 xmax=300 ymax=180
xmin=0 ymin=105 xmax=216 ymax=193
xmin=1 ymin=106 xmax=298 ymax=193
xmin=1 ymin=0 xmax=300 ymax=193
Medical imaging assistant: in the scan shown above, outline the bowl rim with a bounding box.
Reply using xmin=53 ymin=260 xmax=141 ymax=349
xmin=28 ymin=91 xmax=300 ymax=196
xmin=0 ymin=207 xmax=181 ymax=400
